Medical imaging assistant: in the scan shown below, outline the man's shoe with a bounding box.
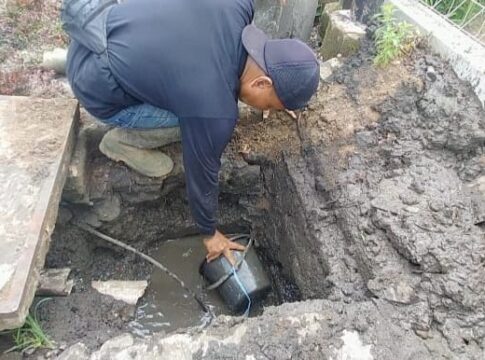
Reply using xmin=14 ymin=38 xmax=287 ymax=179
xmin=100 ymin=131 xmax=174 ymax=178
xmin=108 ymin=127 xmax=181 ymax=149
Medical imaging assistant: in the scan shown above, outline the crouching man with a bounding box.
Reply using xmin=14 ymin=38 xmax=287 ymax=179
xmin=63 ymin=0 xmax=319 ymax=264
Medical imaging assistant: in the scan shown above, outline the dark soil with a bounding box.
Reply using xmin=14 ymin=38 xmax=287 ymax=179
xmin=1 ymin=5 xmax=483 ymax=356
xmin=8 ymin=39 xmax=481 ymax=358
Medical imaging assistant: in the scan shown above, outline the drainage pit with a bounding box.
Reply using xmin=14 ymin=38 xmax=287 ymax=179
xmin=37 ymin=203 xmax=300 ymax=349
xmin=28 ymin=110 xmax=304 ymax=350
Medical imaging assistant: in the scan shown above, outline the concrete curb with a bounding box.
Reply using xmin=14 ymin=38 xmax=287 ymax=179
xmin=388 ymin=0 xmax=485 ymax=109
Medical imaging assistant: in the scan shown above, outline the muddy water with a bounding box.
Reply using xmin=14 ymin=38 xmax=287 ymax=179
xmin=129 ymin=235 xmax=229 ymax=336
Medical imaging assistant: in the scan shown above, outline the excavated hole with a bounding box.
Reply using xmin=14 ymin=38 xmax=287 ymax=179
xmin=33 ymin=157 xmax=306 ymax=350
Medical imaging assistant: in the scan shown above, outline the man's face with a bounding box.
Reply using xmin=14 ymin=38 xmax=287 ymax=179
xmin=239 ymin=75 xmax=285 ymax=111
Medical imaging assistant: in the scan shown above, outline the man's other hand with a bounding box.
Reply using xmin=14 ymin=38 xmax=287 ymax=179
xmin=204 ymin=230 xmax=246 ymax=266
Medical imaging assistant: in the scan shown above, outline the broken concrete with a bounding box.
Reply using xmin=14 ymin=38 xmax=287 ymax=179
xmin=58 ymin=299 xmax=458 ymax=359
xmin=320 ymin=10 xmax=366 ymax=60
xmin=0 ymin=96 xmax=78 ymax=330
xmin=319 ymin=1 xmax=341 ymax=40
xmin=37 ymin=268 xmax=74 ymax=297
xmin=91 ymin=280 xmax=148 ymax=306
xmin=57 ymin=343 xmax=90 ymax=360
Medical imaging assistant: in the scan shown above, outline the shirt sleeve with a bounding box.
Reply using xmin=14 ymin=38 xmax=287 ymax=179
xmin=179 ymin=117 xmax=237 ymax=235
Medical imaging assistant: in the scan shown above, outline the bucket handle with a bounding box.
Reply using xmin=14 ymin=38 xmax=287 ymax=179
xmin=204 ymin=234 xmax=254 ymax=291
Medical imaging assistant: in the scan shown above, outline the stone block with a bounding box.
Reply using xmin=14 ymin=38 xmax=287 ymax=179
xmin=320 ymin=10 xmax=366 ymax=60
xmin=319 ymin=2 xmax=342 ymax=40
xmin=0 ymin=96 xmax=78 ymax=330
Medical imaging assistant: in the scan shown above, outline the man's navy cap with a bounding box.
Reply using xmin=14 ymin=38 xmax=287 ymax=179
xmin=242 ymin=24 xmax=320 ymax=110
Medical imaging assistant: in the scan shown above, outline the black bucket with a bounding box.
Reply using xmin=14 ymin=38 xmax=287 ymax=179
xmin=200 ymin=236 xmax=271 ymax=314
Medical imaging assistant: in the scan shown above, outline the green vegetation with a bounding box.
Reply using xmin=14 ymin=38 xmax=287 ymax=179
xmin=424 ymin=0 xmax=485 ymax=25
xmin=1 ymin=299 xmax=54 ymax=354
xmin=373 ymin=4 xmax=419 ymax=67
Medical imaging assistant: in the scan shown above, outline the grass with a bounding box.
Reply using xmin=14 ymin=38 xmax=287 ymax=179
xmin=1 ymin=298 xmax=54 ymax=354
xmin=373 ymin=4 xmax=419 ymax=67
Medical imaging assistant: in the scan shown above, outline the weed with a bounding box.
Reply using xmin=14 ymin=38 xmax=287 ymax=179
xmin=373 ymin=4 xmax=419 ymax=66
xmin=1 ymin=298 xmax=54 ymax=354
xmin=424 ymin=0 xmax=485 ymax=25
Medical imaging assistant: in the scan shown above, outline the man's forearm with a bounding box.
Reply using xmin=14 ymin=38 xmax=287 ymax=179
xmin=179 ymin=117 xmax=237 ymax=236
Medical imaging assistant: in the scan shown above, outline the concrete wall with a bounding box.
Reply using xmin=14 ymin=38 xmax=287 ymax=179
xmin=389 ymin=0 xmax=485 ymax=109
xmin=254 ymin=0 xmax=319 ymax=40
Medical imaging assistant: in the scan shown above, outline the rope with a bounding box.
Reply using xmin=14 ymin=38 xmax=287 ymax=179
xmin=232 ymin=267 xmax=252 ymax=316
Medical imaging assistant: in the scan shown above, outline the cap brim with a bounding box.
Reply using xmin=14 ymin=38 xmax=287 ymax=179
xmin=242 ymin=24 xmax=269 ymax=74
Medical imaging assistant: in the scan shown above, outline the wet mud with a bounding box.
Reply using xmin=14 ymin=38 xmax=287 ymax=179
xmin=6 ymin=39 xmax=484 ymax=359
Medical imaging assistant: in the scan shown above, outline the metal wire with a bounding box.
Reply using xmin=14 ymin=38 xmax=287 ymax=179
xmin=418 ymin=0 xmax=485 ymax=46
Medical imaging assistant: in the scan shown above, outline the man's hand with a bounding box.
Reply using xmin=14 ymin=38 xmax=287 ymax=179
xmin=204 ymin=230 xmax=246 ymax=265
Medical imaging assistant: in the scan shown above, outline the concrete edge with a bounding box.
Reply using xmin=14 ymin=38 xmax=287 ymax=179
xmin=388 ymin=0 xmax=485 ymax=109
xmin=0 ymin=102 xmax=79 ymax=330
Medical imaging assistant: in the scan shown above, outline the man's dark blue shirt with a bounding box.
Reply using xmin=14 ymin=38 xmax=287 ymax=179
xmin=66 ymin=0 xmax=254 ymax=235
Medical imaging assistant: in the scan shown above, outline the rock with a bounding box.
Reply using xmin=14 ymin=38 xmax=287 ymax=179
xmin=91 ymin=280 xmax=148 ymax=305
xmin=332 ymin=330 xmax=373 ymax=360
xmin=57 ymin=343 xmax=89 ymax=360
xmin=72 ymin=206 xmax=102 ymax=228
xmin=367 ymin=278 xmax=417 ymax=305
xmin=320 ymin=57 xmax=343 ymax=82
xmin=414 ymin=329 xmax=431 ymax=339
xmin=320 ymin=10 xmax=366 ymax=60
xmin=84 ymin=300 xmax=449 ymax=359
xmin=428 ymin=198 xmax=444 ymax=212
xmin=41 ymin=48 xmax=67 ymax=75
xmin=37 ymin=268 xmax=73 ymax=296
xmin=426 ymin=66 xmax=437 ymax=82
xmin=254 ymin=0 xmax=319 ymax=40
xmin=91 ymin=334 xmax=135 ymax=360
xmin=319 ymin=2 xmax=342 ymax=40
xmin=92 ymin=194 xmax=121 ymax=222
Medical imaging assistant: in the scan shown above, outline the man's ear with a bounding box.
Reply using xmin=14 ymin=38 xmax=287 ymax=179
xmin=250 ymin=76 xmax=273 ymax=89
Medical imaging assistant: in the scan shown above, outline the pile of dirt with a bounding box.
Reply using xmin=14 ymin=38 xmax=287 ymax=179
xmin=255 ymin=39 xmax=485 ymax=357
xmin=230 ymin=105 xmax=301 ymax=161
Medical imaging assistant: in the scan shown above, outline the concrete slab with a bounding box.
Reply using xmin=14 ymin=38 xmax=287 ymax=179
xmin=0 ymin=96 xmax=78 ymax=330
